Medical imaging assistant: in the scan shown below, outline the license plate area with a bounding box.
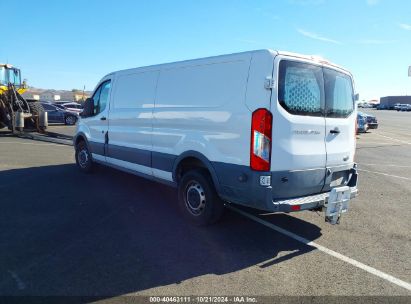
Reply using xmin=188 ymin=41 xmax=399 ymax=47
xmin=325 ymin=186 xmax=350 ymax=224
xmin=330 ymin=170 xmax=350 ymax=187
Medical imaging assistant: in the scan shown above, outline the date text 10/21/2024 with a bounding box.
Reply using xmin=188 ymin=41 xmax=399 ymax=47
xmin=149 ymin=296 xmax=258 ymax=303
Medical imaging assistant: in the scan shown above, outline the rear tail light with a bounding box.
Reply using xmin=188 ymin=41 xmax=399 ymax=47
xmin=250 ymin=108 xmax=273 ymax=171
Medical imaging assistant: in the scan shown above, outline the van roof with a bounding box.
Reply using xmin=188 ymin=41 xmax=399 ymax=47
xmin=276 ymin=50 xmax=350 ymax=74
xmin=103 ymin=49 xmax=350 ymax=79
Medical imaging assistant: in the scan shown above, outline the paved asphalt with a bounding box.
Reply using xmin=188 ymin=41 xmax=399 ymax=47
xmin=0 ymin=109 xmax=410 ymax=299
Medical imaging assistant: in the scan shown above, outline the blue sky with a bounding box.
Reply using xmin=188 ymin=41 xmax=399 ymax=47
xmin=2 ymin=0 xmax=410 ymax=100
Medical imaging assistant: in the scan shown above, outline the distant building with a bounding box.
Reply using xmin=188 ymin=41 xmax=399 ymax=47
xmin=380 ymin=96 xmax=411 ymax=108
xmin=22 ymin=88 xmax=90 ymax=103
xmin=40 ymin=90 xmax=61 ymax=101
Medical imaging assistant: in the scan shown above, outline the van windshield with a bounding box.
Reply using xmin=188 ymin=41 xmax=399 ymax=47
xmin=278 ymin=60 xmax=354 ymax=118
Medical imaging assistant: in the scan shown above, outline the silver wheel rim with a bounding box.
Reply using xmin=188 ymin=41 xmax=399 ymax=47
xmin=78 ymin=148 xmax=89 ymax=168
xmin=66 ymin=116 xmax=76 ymax=125
xmin=185 ymin=180 xmax=206 ymax=216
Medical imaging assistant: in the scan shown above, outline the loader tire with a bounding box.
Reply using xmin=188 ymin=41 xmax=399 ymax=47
xmin=27 ymin=102 xmax=46 ymax=130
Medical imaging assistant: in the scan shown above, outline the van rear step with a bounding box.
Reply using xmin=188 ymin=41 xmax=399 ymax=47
xmin=272 ymin=186 xmax=358 ymax=217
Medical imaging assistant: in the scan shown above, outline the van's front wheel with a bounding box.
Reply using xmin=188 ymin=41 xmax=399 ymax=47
xmin=178 ymin=169 xmax=224 ymax=226
xmin=75 ymin=140 xmax=93 ymax=173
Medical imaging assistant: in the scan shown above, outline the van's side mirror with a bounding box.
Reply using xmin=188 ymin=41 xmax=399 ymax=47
xmin=354 ymin=93 xmax=360 ymax=102
xmin=81 ymin=98 xmax=94 ymax=118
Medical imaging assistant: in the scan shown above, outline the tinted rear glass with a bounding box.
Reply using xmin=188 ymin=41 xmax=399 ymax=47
xmin=324 ymin=68 xmax=354 ymax=118
xmin=278 ymin=61 xmax=324 ymax=117
xmin=278 ymin=60 xmax=354 ymax=118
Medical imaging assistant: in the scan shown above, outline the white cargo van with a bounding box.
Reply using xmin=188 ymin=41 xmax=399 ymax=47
xmin=74 ymin=49 xmax=358 ymax=225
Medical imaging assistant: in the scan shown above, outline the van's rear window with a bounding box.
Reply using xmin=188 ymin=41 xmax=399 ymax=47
xmin=278 ymin=60 xmax=354 ymax=118
xmin=323 ymin=68 xmax=354 ymax=118
xmin=278 ymin=61 xmax=324 ymax=117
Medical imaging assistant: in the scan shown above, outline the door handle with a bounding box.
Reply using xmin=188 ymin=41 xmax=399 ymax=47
xmin=330 ymin=128 xmax=340 ymax=134
xmin=100 ymin=117 xmax=107 ymax=121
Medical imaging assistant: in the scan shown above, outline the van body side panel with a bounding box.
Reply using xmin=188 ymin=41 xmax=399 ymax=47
xmin=107 ymin=70 xmax=159 ymax=176
xmin=152 ymin=54 xmax=253 ymax=178
xmin=244 ymin=50 xmax=276 ymax=111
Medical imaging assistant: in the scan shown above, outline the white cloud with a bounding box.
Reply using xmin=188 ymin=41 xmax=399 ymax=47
xmin=366 ymin=0 xmax=379 ymax=6
xmin=297 ymin=29 xmax=342 ymax=44
xmin=399 ymin=23 xmax=411 ymax=31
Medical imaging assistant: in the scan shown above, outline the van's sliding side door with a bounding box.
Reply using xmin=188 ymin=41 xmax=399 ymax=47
xmin=106 ymin=71 xmax=159 ymax=177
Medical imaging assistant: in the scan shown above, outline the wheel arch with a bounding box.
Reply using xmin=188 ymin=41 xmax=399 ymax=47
xmin=172 ymin=151 xmax=221 ymax=193
xmin=73 ymin=132 xmax=89 ymax=149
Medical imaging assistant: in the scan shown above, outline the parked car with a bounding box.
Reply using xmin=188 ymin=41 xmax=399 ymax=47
xmin=357 ymin=113 xmax=369 ymax=133
xmin=61 ymin=102 xmax=83 ymax=114
xmin=358 ymin=102 xmax=373 ymax=108
xmin=393 ymin=103 xmax=402 ymax=110
xmin=53 ymin=103 xmax=66 ymax=110
xmin=397 ymin=104 xmax=411 ymax=111
xmin=74 ymin=49 xmax=358 ymax=226
xmin=358 ymin=111 xmax=378 ymax=129
xmin=377 ymin=104 xmax=389 ymax=110
xmin=41 ymin=102 xmax=79 ymax=125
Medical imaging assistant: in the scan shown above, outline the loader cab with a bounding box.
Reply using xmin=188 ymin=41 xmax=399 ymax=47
xmin=0 ymin=65 xmax=22 ymax=88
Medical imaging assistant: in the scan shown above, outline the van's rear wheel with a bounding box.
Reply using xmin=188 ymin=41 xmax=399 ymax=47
xmin=75 ymin=140 xmax=93 ymax=173
xmin=178 ymin=169 xmax=224 ymax=226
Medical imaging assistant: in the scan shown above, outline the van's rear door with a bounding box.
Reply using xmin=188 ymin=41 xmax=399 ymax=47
xmin=322 ymin=68 xmax=356 ymax=190
xmin=270 ymin=58 xmax=327 ymax=199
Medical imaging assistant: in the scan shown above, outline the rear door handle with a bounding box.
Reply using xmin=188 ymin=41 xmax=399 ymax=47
xmin=330 ymin=128 xmax=340 ymax=134
xmin=100 ymin=117 xmax=107 ymax=121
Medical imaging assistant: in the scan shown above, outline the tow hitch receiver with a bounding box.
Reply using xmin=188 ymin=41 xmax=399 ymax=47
xmin=325 ymin=186 xmax=350 ymax=225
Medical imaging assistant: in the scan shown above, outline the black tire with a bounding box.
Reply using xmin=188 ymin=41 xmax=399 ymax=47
xmin=27 ymin=102 xmax=46 ymax=130
xmin=178 ymin=169 xmax=224 ymax=226
xmin=28 ymin=102 xmax=45 ymax=117
xmin=65 ymin=115 xmax=77 ymax=125
xmin=75 ymin=140 xmax=93 ymax=173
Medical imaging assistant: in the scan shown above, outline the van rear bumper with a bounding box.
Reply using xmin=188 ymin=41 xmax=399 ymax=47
xmin=214 ymin=162 xmax=358 ymax=213
xmin=269 ymin=164 xmax=358 ymax=213
xmin=270 ymin=185 xmax=358 ymax=213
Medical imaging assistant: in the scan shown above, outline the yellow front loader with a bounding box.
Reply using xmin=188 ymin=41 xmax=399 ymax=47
xmin=0 ymin=63 xmax=46 ymax=132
